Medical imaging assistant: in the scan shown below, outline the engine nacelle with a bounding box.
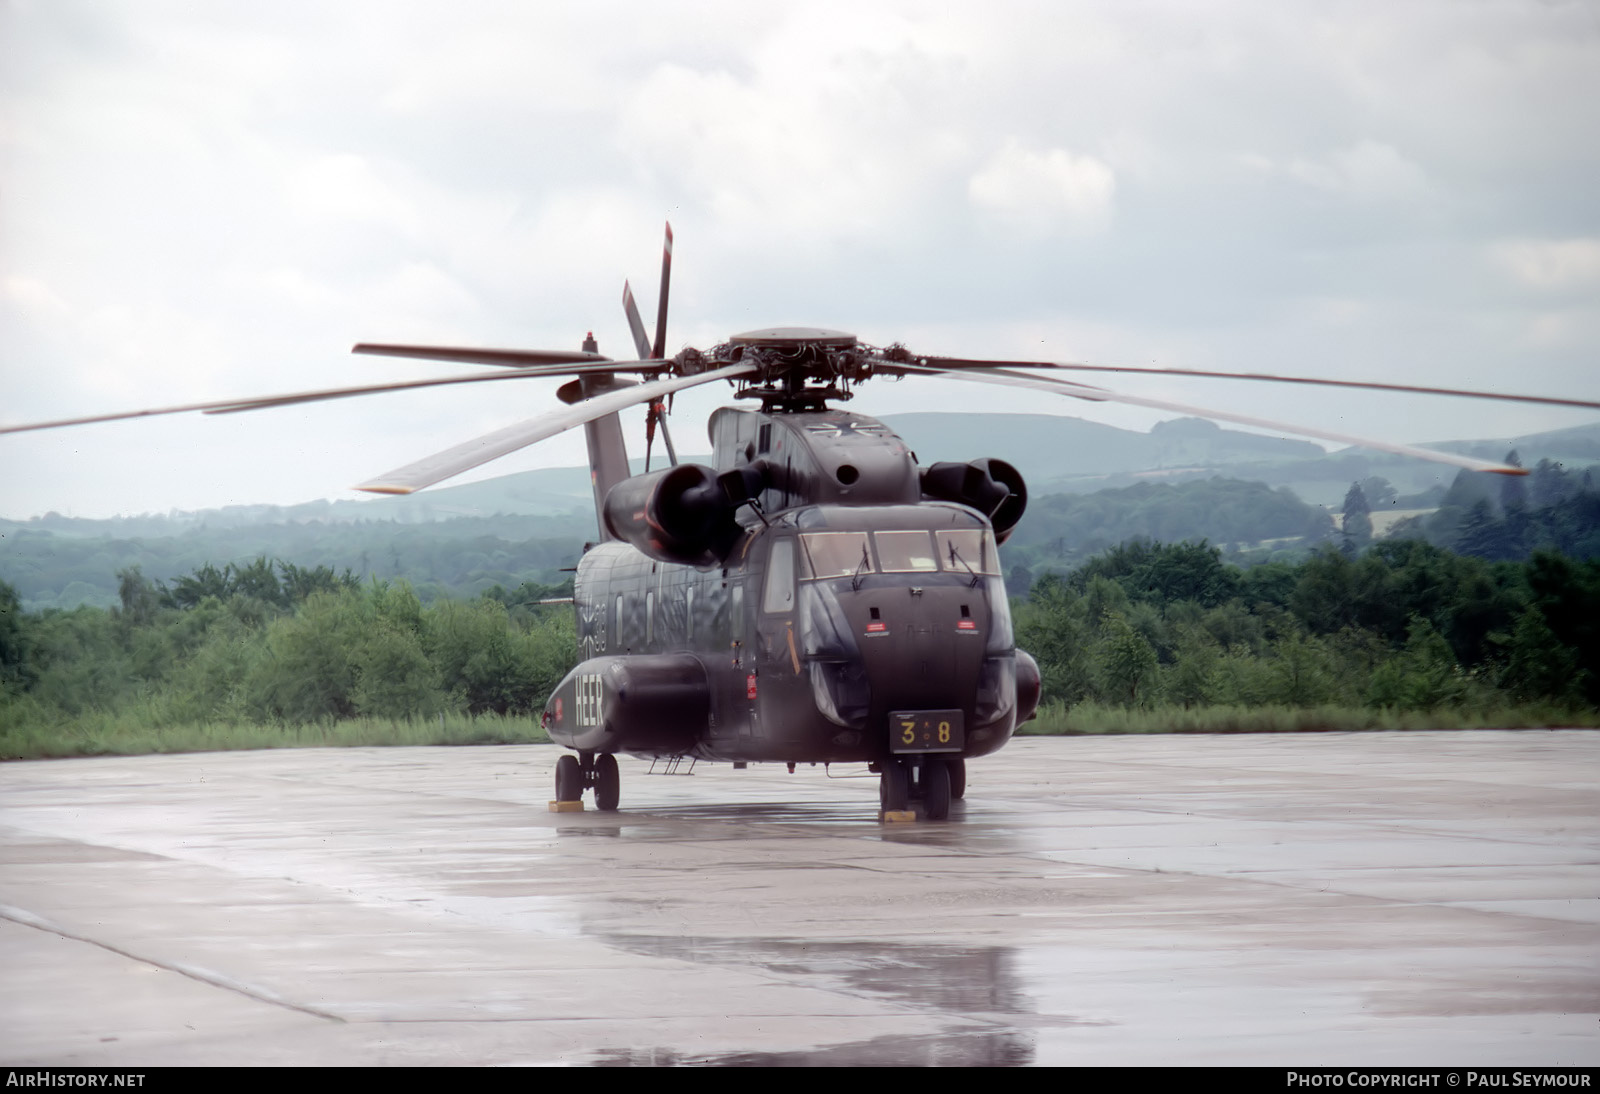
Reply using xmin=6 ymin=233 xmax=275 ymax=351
xmin=543 ymin=653 xmax=709 ymax=756
xmin=602 ymin=463 xmax=741 ymax=567
xmin=1014 ymin=649 xmax=1042 ymax=725
xmin=920 ymin=458 xmax=1029 ymax=544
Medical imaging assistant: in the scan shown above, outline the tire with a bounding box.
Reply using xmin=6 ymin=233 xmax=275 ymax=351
xmin=923 ymin=758 xmax=951 ymax=820
xmin=879 ymin=760 xmax=909 ymax=813
xmin=555 ymin=754 xmax=583 ymax=802
xmin=593 ymin=753 xmax=620 ymax=812
xmin=948 ymin=757 xmax=967 ymax=800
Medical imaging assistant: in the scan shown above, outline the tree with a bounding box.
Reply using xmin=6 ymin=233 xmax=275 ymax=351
xmin=1500 ymin=450 xmax=1528 ymax=513
xmin=1341 ymin=482 xmax=1373 ymax=553
xmin=1093 ymin=611 xmax=1159 ymax=707
xmin=1367 ymin=618 xmax=1467 ymax=711
xmin=1359 ymin=476 xmax=1398 ymax=508
xmin=0 ymin=580 xmax=31 ymax=694
xmin=1530 ymin=459 xmax=1574 ymax=509
xmin=1498 ymin=607 xmax=1585 ymax=705
xmin=116 ymin=567 xmax=163 ymax=625
xmin=1014 ymin=574 xmax=1092 ymax=704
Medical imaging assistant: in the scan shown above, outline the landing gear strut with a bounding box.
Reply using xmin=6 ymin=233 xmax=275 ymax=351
xmin=878 ymin=757 xmax=957 ymax=820
xmin=921 ymin=757 xmax=952 ymax=821
xmin=554 ymin=751 xmax=621 ymax=811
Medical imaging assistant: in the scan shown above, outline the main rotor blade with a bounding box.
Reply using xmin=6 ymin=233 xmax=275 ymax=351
xmin=914 ymin=356 xmax=1600 ymax=412
xmin=204 ymin=361 xmax=656 ymax=415
xmin=352 ymin=343 xmax=613 ymax=369
xmin=621 ymin=281 xmax=654 ymax=361
xmin=652 ymin=221 xmax=673 ymax=361
xmin=895 ymin=363 xmax=1531 ymax=476
xmin=0 ymin=362 xmax=663 ymax=436
xmin=355 ymin=362 xmax=757 ymax=495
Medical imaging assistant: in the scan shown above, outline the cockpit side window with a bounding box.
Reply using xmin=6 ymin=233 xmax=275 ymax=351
xmin=762 ymin=538 xmax=797 ymax=614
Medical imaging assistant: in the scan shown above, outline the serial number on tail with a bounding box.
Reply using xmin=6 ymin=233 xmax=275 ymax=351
xmin=890 ymin=709 xmax=964 ymax=753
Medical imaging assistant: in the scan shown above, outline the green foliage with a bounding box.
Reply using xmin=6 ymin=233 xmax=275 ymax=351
xmin=2 ymin=557 xmax=578 ymax=747
xmin=1496 ymin=607 xmax=1586 ymax=706
xmin=5 ymin=532 xmax=1599 ymax=758
xmin=1093 ymin=611 xmax=1159 ymax=707
xmin=1010 ymin=536 xmax=1598 ymax=723
xmin=1071 ymin=539 xmax=1240 ymax=609
xmin=0 ymin=580 xmax=30 ymax=695
xmin=1014 ymin=575 xmax=1093 ymax=705
xmin=1366 ymin=618 xmax=1471 ymax=711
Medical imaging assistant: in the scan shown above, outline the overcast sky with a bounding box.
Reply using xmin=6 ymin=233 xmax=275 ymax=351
xmin=3 ymin=0 xmax=1597 ymax=519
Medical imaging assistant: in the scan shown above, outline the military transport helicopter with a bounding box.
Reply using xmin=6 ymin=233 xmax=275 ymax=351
xmin=7 ymin=224 xmax=1597 ymax=820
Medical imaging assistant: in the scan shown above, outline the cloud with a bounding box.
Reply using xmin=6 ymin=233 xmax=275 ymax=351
xmin=1493 ymin=238 xmax=1600 ymax=291
xmin=1 ymin=276 xmax=70 ymax=321
xmin=285 ymin=153 xmax=420 ymax=232
xmin=967 ymin=140 xmax=1116 ymax=235
xmin=1245 ymin=140 xmax=1430 ymax=203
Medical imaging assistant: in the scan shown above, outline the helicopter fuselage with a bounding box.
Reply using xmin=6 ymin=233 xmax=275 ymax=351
xmin=542 ymin=404 xmax=1041 ymax=773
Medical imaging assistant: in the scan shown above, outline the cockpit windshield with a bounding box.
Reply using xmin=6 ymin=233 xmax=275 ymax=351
xmin=798 ymin=528 xmax=1000 ymax=579
xmin=873 ymin=530 xmax=938 ymax=572
xmin=798 ymin=531 xmax=873 ymax=579
xmin=934 ymin=529 xmax=1000 ymax=575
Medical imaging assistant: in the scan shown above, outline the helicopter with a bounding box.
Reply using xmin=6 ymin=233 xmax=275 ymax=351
xmin=7 ymin=224 xmax=1596 ymax=820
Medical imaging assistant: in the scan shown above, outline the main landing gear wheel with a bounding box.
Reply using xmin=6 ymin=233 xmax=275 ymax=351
xmin=880 ymin=760 xmax=910 ymax=813
xmin=554 ymin=754 xmax=583 ymax=802
xmin=592 ymin=752 xmax=620 ymax=812
xmin=948 ymin=757 xmax=967 ymax=800
xmin=922 ymin=758 xmax=952 ymax=821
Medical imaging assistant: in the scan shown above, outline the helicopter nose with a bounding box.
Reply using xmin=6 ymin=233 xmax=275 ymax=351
xmin=855 ymin=600 xmax=983 ymax=715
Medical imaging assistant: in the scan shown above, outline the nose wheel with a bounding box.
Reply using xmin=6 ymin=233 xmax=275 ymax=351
xmin=879 ymin=757 xmax=957 ymax=820
xmin=879 ymin=760 xmax=910 ymax=813
xmin=554 ymin=751 xmax=621 ymax=811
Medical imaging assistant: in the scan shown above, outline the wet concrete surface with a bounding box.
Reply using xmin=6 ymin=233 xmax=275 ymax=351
xmin=1 ymin=731 xmax=1596 ymax=1066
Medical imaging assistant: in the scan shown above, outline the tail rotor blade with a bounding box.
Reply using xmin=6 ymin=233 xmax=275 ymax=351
xmin=621 ymin=281 xmax=653 ymax=361
xmin=652 ymin=221 xmax=673 ymax=360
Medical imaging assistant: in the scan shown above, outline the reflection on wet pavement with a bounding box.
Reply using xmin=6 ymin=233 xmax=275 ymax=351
xmin=602 ymin=934 xmax=1032 ymax=1014
xmin=595 ymin=1029 xmax=1036 ymax=1067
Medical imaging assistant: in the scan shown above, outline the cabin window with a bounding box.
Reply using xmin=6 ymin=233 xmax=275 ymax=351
xmin=762 ymin=538 xmax=796 ymax=614
xmin=758 ymin=422 xmax=772 ymax=454
xmin=935 ymin=529 xmax=1001 ymax=576
xmin=646 ymin=591 xmax=655 ymax=644
xmin=874 ymin=530 xmax=938 ymax=573
xmin=685 ymin=587 xmax=696 ymax=641
xmin=799 ymin=531 xmax=874 ymax=579
xmin=614 ymin=594 xmax=624 ymax=649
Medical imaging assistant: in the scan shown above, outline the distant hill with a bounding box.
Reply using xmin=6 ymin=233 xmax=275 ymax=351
xmin=881 ymin=413 xmax=1600 ymax=508
xmin=7 ymin=412 xmax=1598 ymax=611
